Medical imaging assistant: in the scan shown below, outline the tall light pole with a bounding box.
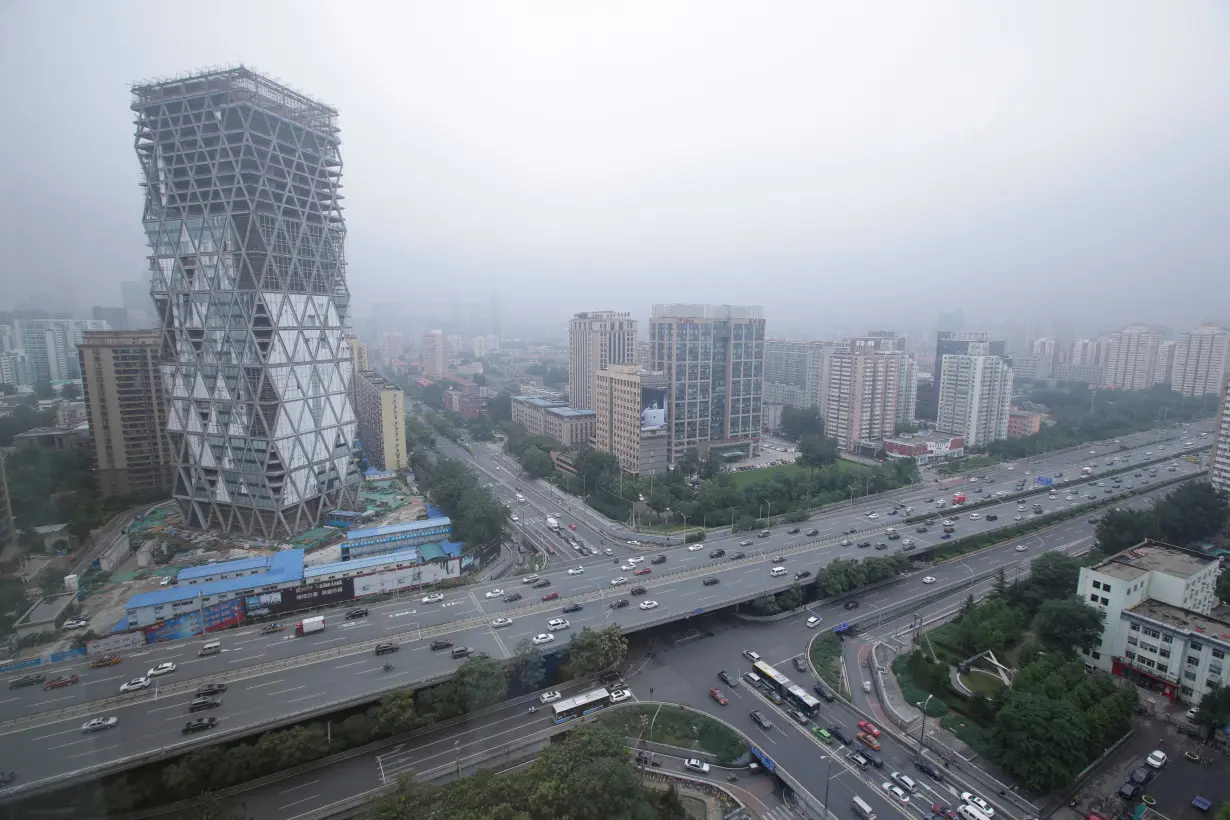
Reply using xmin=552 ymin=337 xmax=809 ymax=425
xmin=821 ymin=754 xmax=833 ymax=817
xmin=916 ymin=695 xmax=934 ymax=759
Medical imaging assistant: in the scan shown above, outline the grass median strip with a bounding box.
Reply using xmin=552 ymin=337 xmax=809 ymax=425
xmin=598 ymin=703 xmax=748 ymax=764
xmin=808 ymin=631 xmax=846 ymax=695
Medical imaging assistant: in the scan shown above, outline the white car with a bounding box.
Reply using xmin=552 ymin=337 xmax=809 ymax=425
xmin=610 ymin=688 xmax=632 ymax=703
xmin=922 ymin=576 xmax=936 ymax=584
xmin=522 ymin=574 xmax=540 ymax=584
xmin=882 ymin=783 xmax=910 ymax=804
xmin=968 ymin=476 xmax=979 ymax=483
xmin=628 ymin=556 xmax=644 ymax=564
xmin=962 ymin=792 xmax=994 ymax=817
xmin=639 ymin=600 xmax=659 ymax=610
xmin=1066 ymin=495 xmax=1075 ymax=501
xmin=532 ymin=633 xmax=555 ymax=645
xmin=540 ymin=690 xmax=562 ymax=704
xmin=867 ymin=513 xmax=879 ymax=520
xmin=1013 ymin=514 xmax=1023 ymax=521
xmin=841 ymin=539 xmax=852 ymax=546
xmin=968 ymin=513 xmax=981 ymax=520
xmin=688 ymin=544 xmax=704 ymax=552
xmin=1015 ymin=544 xmax=1028 ymax=552
xmin=485 ymin=589 xmax=504 ymax=599
xmin=120 ymin=676 xmax=151 ymax=693
xmin=1146 ymin=750 xmax=1167 ymax=769
xmin=510 ymin=515 xmax=519 ymax=522
xmin=684 ymin=758 xmax=711 ymax=774
xmin=422 ymin=593 xmax=444 ymax=604
xmin=81 ymin=716 xmax=118 ymax=733
xmin=620 ymin=564 xmax=635 ymax=571
xmin=603 ymin=548 xmax=613 ymax=556
xmin=494 ymin=465 xmax=501 ymax=470
xmin=901 ymin=539 xmax=914 ymax=547
xmin=567 ymin=567 xmax=585 ymax=575
xmin=63 ymin=618 xmax=89 ymax=630
xmin=610 ymin=577 xmax=628 ymax=586
xmin=942 ymin=520 xmax=955 ymax=526
xmin=806 ymin=615 xmax=822 ymax=628
xmin=148 ymin=662 xmax=176 ymax=677
xmin=547 ymin=618 xmax=570 ymax=631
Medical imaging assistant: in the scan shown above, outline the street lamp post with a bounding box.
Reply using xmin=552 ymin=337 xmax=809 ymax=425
xmin=916 ymin=695 xmax=934 ymax=759
xmin=821 ymin=754 xmax=833 ymax=818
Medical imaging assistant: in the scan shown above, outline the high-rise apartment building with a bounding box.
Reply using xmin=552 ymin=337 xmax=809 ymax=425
xmin=1070 ymin=338 xmax=1105 ymax=367
xmin=933 ymin=331 xmax=1005 ymax=380
xmin=1172 ymin=324 xmax=1230 ymax=397
xmin=13 ymin=319 xmax=109 ymax=382
xmin=77 ymin=330 xmax=173 ymax=497
xmin=1154 ymin=340 xmax=1177 ymax=386
xmin=380 ymin=331 xmax=404 ymax=364
xmin=343 ymin=334 xmax=369 ymax=375
xmin=823 ymin=351 xmax=908 ymax=451
xmin=421 ymin=330 xmax=447 ymax=379
xmin=0 ymin=349 xmax=34 ymax=388
xmin=0 ymin=452 xmax=13 ymax=552
xmin=592 ymin=364 xmax=670 ymax=477
xmin=936 ymin=344 xmax=1014 ymax=447
xmin=133 ymin=68 xmax=359 ymax=537
xmin=1211 ymin=375 xmax=1230 ymax=494
xmin=649 ymin=304 xmax=765 ymax=463
xmin=353 ymin=369 xmax=407 ymax=471
xmin=568 ymin=311 xmax=637 ymax=411
xmin=1103 ymin=324 xmax=1162 ymax=391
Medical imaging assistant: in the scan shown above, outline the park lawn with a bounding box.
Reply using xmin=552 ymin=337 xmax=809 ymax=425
xmin=729 ymin=462 xmax=810 ymax=488
xmin=598 ymin=704 xmax=748 ymax=763
xmin=809 ymin=631 xmax=847 ymax=694
xmin=961 ymin=669 xmax=1007 ymax=698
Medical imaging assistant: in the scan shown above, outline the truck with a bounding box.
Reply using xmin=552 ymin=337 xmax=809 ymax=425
xmin=952 ymin=492 xmax=966 ymax=505
xmin=546 ymin=517 xmax=560 ymax=532
xmin=1081 ymin=466 xmax=1094 ymax=476
xmin=295 ymin=616 xmax=325 ymax=637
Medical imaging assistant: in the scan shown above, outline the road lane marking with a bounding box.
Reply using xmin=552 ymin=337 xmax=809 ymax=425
xmin=32 ymin=726 xmax=82 ymax=740
xmin=246 ymin=678 xmax=285 ymax=689
xmin=280 ymin=779 xmax=321 ymax=795
xmin=67 ymin=742 xmax=120 ymax=759
xmin=264 ymin=686 xmax=307 ymax=697
xmin=284 ymin=693 xmax=324 ymax=705
xmin=279 ymin=794 xmax=321 ymax=811
xmin=48 ymin=735 xmax=107 ymax=750
xmin=333 ymin=660 xmax=366 ymax=670
xmin=147 ymin=701 xmax=186 ymax=713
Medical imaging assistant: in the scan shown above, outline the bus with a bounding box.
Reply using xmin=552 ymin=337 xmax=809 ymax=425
xmin=552 ymin=688 xmax=612 ymax=723
xmin=752 ymin=661 xmax=792 ymax=696
xmin=785 ymin=684 xmax=822 ymax=717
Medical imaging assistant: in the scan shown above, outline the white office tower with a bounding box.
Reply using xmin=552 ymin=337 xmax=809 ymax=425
xmin=133 ymin=68 xmax=360 ymax=537
xmin=1103 ymin=324 xmax=1162 ymax=391
xmin=936 ymin=343 xmax=1014 ymax=447
xmin=421 ymin=331 xmax=447 ymax=379
xmin=568 ymin=311 xmax=636 ymax=411
xmin=1172 ymin=324 xmax=1230 ymax=398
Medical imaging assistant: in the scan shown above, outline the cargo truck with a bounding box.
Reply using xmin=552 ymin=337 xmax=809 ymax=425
xmin=546 ymin=517 xmax=560 ymax=532
xmin=1081 ymin=466 xmax=1094 ymax=476
xmin=295 ymin=616 xmax=325 ymax=636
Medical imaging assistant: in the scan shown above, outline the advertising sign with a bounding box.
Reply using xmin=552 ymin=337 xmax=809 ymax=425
xmin=143 ymin=611 xmax=203 ymax=644
xmin=202 ymin=598 xmax=245 ymax=633
xmin=280 ymin=577 xmax=355 ymax=611
xmin=245 ymin=590 xmax=285 ymax=618
xmin=86 ymin=631 xmax=146 ymax=656
xmin=1035 ymin=476 xmax=1053 ymax=486
xmin=49 ymin=647 xmax=88 ymax=663
xmin=640 ymin=386 xmax=668 ymax=431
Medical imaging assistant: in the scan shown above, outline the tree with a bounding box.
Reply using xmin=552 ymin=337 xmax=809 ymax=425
xmin=374 ymin=689 xmax=422 ymax=736
xmin=750 ymin=594 xmax=780 ymax=615
xmin=517 ymin=726 xmax=656 ymax=820
xmin=780 ymin=406 xmax=825 ymax=440
xmin=776 ymin=583 xmax=804 ymax=611
xmin=364 ymin=774 xmax=440 ymax=820
xmin=33 ymin=380 xmax=55 ymax=399
xmin=520 ymin=446 xmax=555 ymax=478
xmin=453 ymin=656 xmax=509 ymax=712
xmin=990 ymin=692 xmax=1089 ymax=791
xmin=1033 ymin=597 xmax=1106 ymax=654
xmin=59 ymin=382 xmax=82 ymax=400
xmin=798 ymin=435 xmax=839 ymax=468
xmin=420 ymin=382 xmax=444 ymax=409
xmin=1192 ymin=685 xmax=1230 ymax=730
xmin=508 ymin=638 xmax=546 ymax=691
xmin=564 ymin=625 xmax=628 ymax=679
xmin=1027 ymin=552 xmax=1081 ymax=601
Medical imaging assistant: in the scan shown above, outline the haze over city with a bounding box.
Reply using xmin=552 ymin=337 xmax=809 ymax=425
xmin=2 ymin=1 xmax=1229 ymax=337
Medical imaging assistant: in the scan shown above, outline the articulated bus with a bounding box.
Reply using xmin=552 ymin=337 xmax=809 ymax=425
xmin=552 ymin=688 xmax=612 ymax=723
xmin=751 ymin=661 xmax=792 ymax=695
xmin=785 ymin=684 xmax=822 ymax=717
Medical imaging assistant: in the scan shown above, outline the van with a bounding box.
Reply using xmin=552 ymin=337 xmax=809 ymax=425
xmin=450 ymin=646 xmax=472 ymax=659
xmin=958 ymin=805 xmax=992 ymax=820
xmin=769 ymin=566 xmax=787 ymax=577
xmin=198 ymin=641 xmax=221 ymax=657
xmin=852 ymin=796 xmax=877 ymax=820
xmin=744 ymin=671 xmax=762 ymax=686
xmin=758 ymin=530 xmax=770 ymax=538
xmin=515 ymin=494 xmax=525 ymax=503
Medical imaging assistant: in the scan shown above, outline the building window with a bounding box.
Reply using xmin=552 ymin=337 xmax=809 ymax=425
xmin=1130 ymin=623 xmax=1140 ymax=632
xmin=1126 ymin=651 xmax=1137 ymax=660
xmin=1092 ymin=581 xmax=1102 ymax=590
xmin=1127 ymin=637 xmax=1138 ymax=646
xmin=1104 ymin=585 xmax=1112 ymax=593
xmin=1187 ymin=656 xmax=1201 ymax=666
xmin=1214 ymin=650 xmax=1225 ymax=660
xmin=1090 ymin=594 xmax=1099 ymax=603
xmin=1144 ymin=628 xmax=1160 ymax=639
xmin=1185 ymin=671 xmax=1197 ymax=682
xmin=1192 ymin=642 xmax=1203 ymax=651
xmin=1091 ymin=651 xmax=1101 ymax=660
xmin=1159 ymin=649 xmax=1171 ymax=659
xmin=1162 ymin=635 xmax=1173 ymax=644
xmin=1100 ymin=597 xmax=1109 ymax=606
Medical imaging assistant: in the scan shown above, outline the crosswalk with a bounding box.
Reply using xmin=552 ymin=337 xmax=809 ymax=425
xmin=761 ymin=805 xmax=806 ymax=820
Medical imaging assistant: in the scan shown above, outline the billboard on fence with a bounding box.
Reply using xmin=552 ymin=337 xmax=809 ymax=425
xmin=352 ymin=563 xmax=455 ymax=598
xmin=87 ymin=631 xmax=146 ymax=656
xmin=279 ymin=577 xmax=355 ymax=611
xmin=143 ymin=611 xmax=203 ymax=644
xmin=244 ymin=590 xmax=285 ymax=618
xmin=202 ymin=598 xmax=245 ymax=633
xmin=0 ymin=657 xmax=41 ymax=674
xmin=640 ymin=386 xmax=668 ymax=431
xmin=49 ymin=647 xmax=88 ymax=664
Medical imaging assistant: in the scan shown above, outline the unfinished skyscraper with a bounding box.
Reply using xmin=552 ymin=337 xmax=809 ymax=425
xmin=132 ymin=67 xmax=359 ymax=538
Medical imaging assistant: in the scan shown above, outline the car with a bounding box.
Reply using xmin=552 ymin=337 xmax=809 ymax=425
xmin=491 ymin=617 xmax=513 ymax=628
xmin=541 ymin=591 xmax=560 ymax=601
xmin=90 ymin=655 xmax=122 ymax=668
xmin=189 ymin=696 xmax=223 ymax=712
xmin=121 ymin=676 xmax=151 ymax=693
xmin=1130 ymin=766 xmax=1155 ymax=786
xmin=709 ymin=688 xmax=729 ymax=705
xmin=742 ymin=650 xmax=761 ymax=663
xmin=731 ymin=552 xmax=747 ymax=560
xmin=532 ymin=633 xmax=555 ymax=645
xmin=609 ymin=687 xmax=632 ymax=703
xmin=566 ymin=567 xmax=585 ymax=576
xmin=503 ymin=592 xmax=523 ymax=603
xmin=864 ymin=542 xmax=876 ymax=550
xmin=1014 ymin=544 xmax=1028 ymax=553
xmin=891 ymin=772 xmax=918 ymax=793
xmin=639 ymin=600 xmax=658 ymax=610
xmin=684 ymin=758 xmax=711 ymax=774
xmin=881 ymin=782 xmax=909 ymax=804
xmin=147 ymin=661 xmax=177 ymax=677
xmin=844 ymin=600 xmax=859 ymax=610
xmin=609 ymin=599 xmax=630 ymax=609
xmin=841 ymin=538 xmax=852 ymax=546
xmin=793 ymin=657 xmax=808 ymax=673
xmin=788 ymin=527 xmax=801 ymax=534
xmin=739 ymin=539 xmax=753 ymax=547
xmin=195 ymin=683 xmax=227 ymax=697
xmin=603 ymin=548 xmax=614 ymax=556
xmin=610 ymin=576 xmax=628 ymax=586
xmin=858 ymin=720 xmax=881 ymax=737
xmin=183 ymin=716 xmax=218 ymax=734
xmin=806 ymin=615 xmax=822 ymax=628
xmin=1146 ymin=749 xmax=1167 ymax=769
xmin=709 ymin=549 xmax=726 ymax=558
xmin=421 ymin=593 xmax=444 ymax=604
xmin=932 ymin=805 xmax=958 ymax=820
xmin=986 ymin=514 xmax=998 ymax=522
xmin=547 ymin=618 xmax=570 ymax=631
xmin=961 ymin=792 xmax=993 ymax=816
xmin=847 ymin=749 xmax=871 ymax=768
xmin=533 ymin=579 xmax=552 ymax=589
xmin=794 ymin=570 xmax=812 ymax=580
xmin=430 ymin=640 xmax=454 ymax=651
xmin=81 ymin=716 xmax=119 ymax=733
xmin=866 ymin=512 xmax=880 ymax=520
xmin=634 ymin=567 xmax=651 ymax=576
xmin=699 ymin=576 xmax=720 ymax=588
xmin=345 ymin=608 xmax=369 ymax=620
xmin=485 ymin=589 xmax=504 ymax=599
xmin=568 ymin=523 xmax=577 ymax=531
xmin=687 ymin=544 xmax=704 ymax=552
xmin=788 ymin=709 xmax=810 ymax=725
xmin=63 ymin=618 xmax=89 ymax=630
xmin=857 ymin=731 xmax=881 ymax=750
xmin=1117 ymin=782 xmax=1141 ymax=801
xmin=261 ymin=623 xmax=286 ymax=634
xmin=625 ymin=556 xmax=644 ymax=564
xmin=539 ymin=690 xmax=562 ymax=704
xmin=901 ymin=538 xmax=914 ymax=547
xmin=43 ymin=675 xmax=80 ymax=690
xmin=830 ymin=726 xmax=853 ymax=745
xmin=915 ymin=760 xmax=943 ymax=781
xmin=922 ymin=576 xmax=936 ymax=584
xmin=858 ymin=541 xmax=873 ymax=549
xmin=651 ymin=555 xmax=666 ymax=564
xmin=916 ymin=526 xmax=928 ymax=533
xmin=750 ymin=710 xmax=773 ymax=729
xmin=806 ymin=529 xmax=819 ymax=536
xmin=813 ymin=682 xmax=836 ymax=702
xmin=510 ymin=514 xmax=519 ymax=522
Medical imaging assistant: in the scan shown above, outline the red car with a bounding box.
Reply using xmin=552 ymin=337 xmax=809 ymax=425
xmin=568 ymin=523 xmax=577 ymax=530
xmin=634 ymin=568 xmax=651 ymax=576
xmin=932 ymin=805 xmax=957 ymax=820
xmin=541 ymin=591 xmax=560 ymax=601
xmin=708 ymin=688 xmax=728 ymax=706
xmin=43 ymin=674 xmax=80 ymax=690
xmin=858 ymin=719 xmax=881 ymax=738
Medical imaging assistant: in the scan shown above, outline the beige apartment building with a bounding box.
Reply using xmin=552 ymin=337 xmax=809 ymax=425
xmin=568 ymin=311 xmax=637 ymax=410
xmin=354 ymin=369 xmax=407 ymax=471
xmin=592 ymin=364 xmax=671 ymax=477
xmin=823 ymin=351 xmax=908 ymax=452
xmin=511 ymin=395 xmax=595 ymax=449
xmin=77 ymin=330 xmax=173 ymax=497
xmin=421 ymin=330 xmax=447 ymax=379
xmin=1172 ymin=324 xmax=1230 ymax=398
xmin=1103 ymin=324 xmax=1162 ymax=391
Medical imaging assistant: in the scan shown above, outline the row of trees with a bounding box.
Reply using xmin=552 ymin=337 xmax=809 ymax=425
xmin=748 ymin=554 xmax=911 ymax=616
xmin=1094 ymin=480 xmax=1229 ymax=560
xmin=408 ymin=454 xmax=509 ymax=548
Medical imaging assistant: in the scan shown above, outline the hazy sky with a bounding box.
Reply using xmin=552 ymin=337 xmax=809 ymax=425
xmin=1 ymin=1 xmax=1227 ymax=337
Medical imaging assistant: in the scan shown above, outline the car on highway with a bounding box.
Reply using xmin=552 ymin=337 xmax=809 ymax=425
xmin=806 ymin=528 xmax=819 ymax=536
xmin=738 ymin=539 xmax=753 ymax=547
xmin=915 ymin=760 xmax=943 ymax=782
xmin=709 ymin=548 xmax=726 ymax=558
xmin=891 ymin=772 xmax=918 ymax=793
xmin=183 ymin=716 xmax=218 ymax=734
xmin=731 ymin=551 xmax=747 ymax=560
xmin=421 ymin=593 xmax=444 ymax=604
xmin=485 ymin=589 xmax=504 ymax=599
xmin=620 ymin=563 xmax=635 ymax=571
xmin=539 ymin=690 xmax=562 ymax=704
xmin=687 ymin=544 xmax=704 ymax=551
xmin=828 ymin=725 xmax=853 ymax=745
xmin=718 ymin=670 xmax=739 ymax=688
xmin=43 ymin=674 xmax=80 ymax=690
xmin=148 ymin=661 xmax=177 ymax=677
xmin=89 ymin=655 xmax=121 ymax=668
xmin=942 ymin=519 xmax=954 ymax=526
xmin=627 ymin=556 xmax=644 ymax=564
xmin=610 ymin=576 xmax=628 ymax=586
xmin=634 ymin=567 xmax=652 ymax=576
xmin=541 ymin=591 xmax=560 ymax=601
xmin=562 ymin=603 xmax=584 ymax=613
xmin=260 ymin=623 xmax=286 ymax=634
xmin=867 ymin=513 xmax=879 ymax=520
xmin=750 ymin=710 xmax=773 ymax=729
xmin=793 ymin=657 xmax=807 ymax=673
xmin=533 ymin=579 xmax=552 ymax=589
xmin=857 ymin=731 xmax=881 ymax=751
xmin=844 ymin=600 xmax=859 ymax=610
xmin=522 ymin=574 xmax=540 ymax=584
xmin=684 ymin=759 xmax=711 ymax=774
xmin=943 ymin=526 xmax=955 ymax=533
xmin=345 ymin=608 xmax=369 ymax=620
xmin=503 ymin=591 xmax=523 ymax=603
xmin=120 ymin=676 xmax=151 ymax=693
xmin=430 ymin=640 xmax=454 ymax=651
xmin=915 ymin=526 xmax=928 ymax=533
xmin=841 ymin=538 xmax=852 ymax=546
xmin=702 ymin=577 xmax=720 ymax=586
xmin=566 ymin=566 xmax=585 ymax=575
xmin=491 ymin=617 xmax=513 ymax=628
xmin=194 ymin=683 xmax=227 ymax=697
xmin=639 ymin=600 xmax=658 ymax=610
xmin=709 ymin=688 xmax=729 ymax=705
xmin=651 ymin=555 xmax=667 ymax=564
xmin=986 ymin=514 xmax=998 ymax=521
xmin=189 ymin=696 xmax=223 ymax=712
xmin=961 ymin=793 xmax=994 ymax=817
xmin=609 ymin=599 xmax=630 ymax=609
xmin=547 ymin=618 xmax=570 ymax=631
xmin=794 ymin=570 xmax=811 ymax=580
xmin=609 ymin=687 xmax=631 ymax=703
xmin=742 ymin=649 xmax=761 ymax=662
xmin=374 ymin=642 xmax=399 ymax=656
xmin=806 ymin=615 xmax=822 ymax=628
xmin=81 ymin=716 xmax=119 ymax=733
xmin=858 ymin=720 xmax=881 ymax=737
xmin=628 ymin=585 xmax=647 ymax=595
xmin=532 ymin=633 xmax=555 ymax=645
xmin=881 ymin=782 xmax=910 ymax=805
xmin=922 ymin=576 xmax=936 ymax=584
xmin=510 ymin=514 xmax=519 ymax=522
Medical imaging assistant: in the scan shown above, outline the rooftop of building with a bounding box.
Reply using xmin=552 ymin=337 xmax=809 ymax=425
xmin=345 ymin=516 xmax=452 ymax=542
xmin=1127 ymin=599 xmax=1230 ymax=643
xmin=303 ymin=546 xmax=424 ymax=579
xmin=78 ymin=330 xmax=159 ymax=346
xmin=651 ymin=304 xmax=764 ymax=320
xmin=357 ymin=370 xmax=400 ymax=391
xmin=176 ymin=555 xmax=273 ymax=582
xmin=14 ymin=426 xmax=77 ymax=438
xmin=545 ymin=406 xmax=596 ymax=419
xmin=132 ymin=66 xmax=338 ymax=122
xmin=127 ymin=550 xmax=306 ymax=609
xmin=883 ymin=431 xmax=963 ymax=445
xmin=514 ymin=395 xmax=567 ymax=408
xmin=1092 ymin=540 xmax=1216 ymax=582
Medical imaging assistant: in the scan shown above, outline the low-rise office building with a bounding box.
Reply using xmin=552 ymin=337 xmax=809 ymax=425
xmin=511 ymin=395 xmax=594 ymax=448
xmin=340 ymin=517 xmax=453 ymax=561
xmin=882 ymin=432 xmax=965 ymax=465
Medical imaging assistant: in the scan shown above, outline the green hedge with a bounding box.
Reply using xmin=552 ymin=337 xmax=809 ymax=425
xmin=809 ymin=632 xmax=847 ymax=694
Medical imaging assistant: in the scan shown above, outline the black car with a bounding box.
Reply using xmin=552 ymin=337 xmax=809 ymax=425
xmin=504 ymin=592 xmax=523 ymax=603
xmin=788 ymin=527 xmax=801 ymax=534
xmin=630 ymin=586 xmax=648 ymax=596
xmin=533 ymin=579 xmax=551 ymax=589
xmin=844 ymin=600 xmax=859 ymax=610
xmin=1129 ymin=766 xmax=1155 ymax=786
xmin=829 ymin=726 xmax=853 ymax=745
xmin=709 ymin=549 xmax=726 ymax=558
xmin=651 ymin=555 xmax=666 ymax=565
xmin=813 ymin=682 xmax=836 ymax=702
xmin=730 ymin=552 xmax=746 ymax=560
xmin=806 ymin=529 xmax=819 ymax=536
xmin=345 ymin=608 xmax=368 ymax=620
xmin=430 ymin=640 xmax=454 ymax=651
xmin=8 ymin=673 xmax=45 ymax=690
xmin=375 ymin=642 xmax=399 ymax=656
xmin=915 ymin=526 xmax=928 ymax=533
xmin=915 ymin=760 xmax=943 ymax=782
xmin=986 ymin=514 xmax=998 ymax=521
xmin=1118 ymin=782 xmax=1141 ymax=801
xmin=609 ymin=599 xmax=630 ymax=609
xmin=793 ymin=657 xmax=807 ymax=673
xmin=719 ymin=670 xmax=739 ymax=688
xmin=703 ymin=577 xmax=720 ymax=586
xmin=189 ymin=697 xmax=222 ymax=712
xmin=857 ymin=541 xmax=872 ymax=549
xmin=562 ymin=603 xmax=584 ymax=613
xmin=794 ymin=570 xmax=811 ymax=581
xmin=182 ymin=717 xmax=218 ymax=734
xmin=195 ymin=683 xmax=227 ymax=697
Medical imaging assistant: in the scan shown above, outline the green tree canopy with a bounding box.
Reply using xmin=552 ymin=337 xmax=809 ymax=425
xmin=1033 ymin=597 xmax=1106 ymax=654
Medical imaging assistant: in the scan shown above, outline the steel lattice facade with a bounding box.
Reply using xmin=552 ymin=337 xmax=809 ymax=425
xmin=132 ymin=68 xmax=359 ymax=538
